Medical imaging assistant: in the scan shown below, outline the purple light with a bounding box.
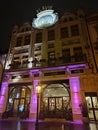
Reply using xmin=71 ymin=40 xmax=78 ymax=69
xmin=70 ymin=77 xmax=82 ymax=115
xmin=71 ymin=77 xmax=80 ymax=92
xmin=41 ymin=66 xmax=66 ymax=71
xmin=6 ymin=68 xmax=40 ymax=75
xmin=0 ymin=82 xmax=8 ymax=112
xmin=72 ymin=93 xmax=80 ymax=106
xmin=1 ymin=82 xmax=8 ymax=95
xmin=68 ymin=64 xmax=87 ymax=69
xmin=30 ymin=80 xmax=39 ymax=114
xmin=0 ymin=96 xmax=5 ymax=103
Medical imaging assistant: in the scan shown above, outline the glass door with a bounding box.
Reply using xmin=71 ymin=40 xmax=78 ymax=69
xmin=6 ymin=85 xmax=31 ymax=118
xmin=48 ymin=97 xmax=63 ymax=118
xmin=41 ymin=82 xmax=71 ymax=119
xmin=13 ymin=99 xmax=20 ymax=117
xmin=85 ymin=92 xmax=98 ymax=121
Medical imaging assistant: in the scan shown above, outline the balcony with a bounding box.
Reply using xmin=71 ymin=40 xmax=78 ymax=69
xmin=8 ymin=54 xmax=87 ymax=70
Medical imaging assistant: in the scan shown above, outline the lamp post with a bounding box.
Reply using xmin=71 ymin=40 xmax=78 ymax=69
xmin=35 ymin=83 xmax=41 ymax=130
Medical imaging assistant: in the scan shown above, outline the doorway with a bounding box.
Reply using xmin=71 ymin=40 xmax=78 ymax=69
xmin=85 ymin=92 xmax=98 ymax=121
xmin=42 ymin=96 xmax=69 ymax=118
xmin=6 ymin=84 xmax=31 ymax=118
xmin=40 ymin=82 xmax=73 ymax=120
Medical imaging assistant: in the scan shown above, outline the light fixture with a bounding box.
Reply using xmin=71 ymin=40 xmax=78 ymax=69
xmin=35 ymin=83 xmax=42 ymax=130
xmin=32 ymin=6 xmax=58 ymax=29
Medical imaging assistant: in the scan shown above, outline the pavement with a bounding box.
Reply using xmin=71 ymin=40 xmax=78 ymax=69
xmin=0 ymin=118 xmax=98 ymax=130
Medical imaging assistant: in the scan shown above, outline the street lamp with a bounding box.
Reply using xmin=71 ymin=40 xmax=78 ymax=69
xmin=35 ymin=83 xmax=41 ymax=130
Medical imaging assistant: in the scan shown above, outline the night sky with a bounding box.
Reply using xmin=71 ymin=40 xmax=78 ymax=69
xmin=0 ymin=0 xmax=98 ymax=54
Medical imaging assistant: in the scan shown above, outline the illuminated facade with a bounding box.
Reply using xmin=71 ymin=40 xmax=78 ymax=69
xmin=0 ymin=8 xmax=98 ymax=123
xmin=0 ymin=61 xmax=3 ymax=83
xmin=0 ymin=54 xmax=6 ymax=86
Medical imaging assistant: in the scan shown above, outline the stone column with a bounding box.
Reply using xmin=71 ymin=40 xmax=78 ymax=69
xmin=0 ymin=82 xmax=8 ymax=118
xmin=69 ymin=76 xmax=82 ymax=122
xmin=29 ymin=80 xmax=39 ymax=119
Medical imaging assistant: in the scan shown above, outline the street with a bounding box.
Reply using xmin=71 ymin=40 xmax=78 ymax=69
xmin=0 ymin=119 xmax=98 ymax=130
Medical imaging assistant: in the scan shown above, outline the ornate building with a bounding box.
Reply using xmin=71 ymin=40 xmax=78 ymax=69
xmin=0 ymin=8 xmax=98 ymax=122
xmin=0 ymin=61 xmax=3 ymax=84
xmin=0 ymin=54 xmax=6 ymax=88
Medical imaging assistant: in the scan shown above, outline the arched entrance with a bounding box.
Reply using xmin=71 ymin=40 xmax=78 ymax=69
xmin=4 ymin=84 xmax=31 ymax=118
xmin=40 ymin=81 xmax=73 ymax=120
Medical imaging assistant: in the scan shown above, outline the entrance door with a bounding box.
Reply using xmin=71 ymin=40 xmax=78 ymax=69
xmin=13 ymin=98 xmax=25 ymax=117
xmin=48 ymin=97 xmax=63 ymax=118
xmin=85 ymin=92 xmax=98 ymax=121
xmin=40 ymin=82 xmax=72 ymax=120
xmin=13 ymin=99 xmax=19 ymax=117
xmin=6 ymin=85 xmax=31 ymax=118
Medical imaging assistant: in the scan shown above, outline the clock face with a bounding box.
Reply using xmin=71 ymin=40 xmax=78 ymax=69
xmin=32 ymin=9 xmax=58 ymax=29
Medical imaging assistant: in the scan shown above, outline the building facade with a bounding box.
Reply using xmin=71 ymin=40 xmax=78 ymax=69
xmin=0 ymin=54 xmax=6 ymax=89
xmin=0 ymin=61 xmax=3 ymax=84
xmin=0 ymin=8 xmax=98 ymax=122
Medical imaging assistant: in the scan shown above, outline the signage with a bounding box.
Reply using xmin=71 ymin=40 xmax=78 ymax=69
xmin=32 ymin=6 xmax=58 ymax=29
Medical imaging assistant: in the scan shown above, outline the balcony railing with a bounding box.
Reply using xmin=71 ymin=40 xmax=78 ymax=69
xmin=8 ymin=54 xmax=87 ymax=70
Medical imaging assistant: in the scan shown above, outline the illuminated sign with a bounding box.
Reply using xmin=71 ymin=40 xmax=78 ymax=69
xmin=32 ymin=6 xmax=58 ymax=29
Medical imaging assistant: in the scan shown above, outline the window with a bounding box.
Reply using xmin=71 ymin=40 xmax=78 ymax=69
xmin=48 ymin=30 xmax=55 ymax=41
xmin=24 ymin=35 xmax=30 ymax=45
xmin=14 ymin=48 xmax=28 ymax=54
xmin=16 ymin=37 xmax=22 ymax=47
xmin=35 ymin=45 xmax=41 ymax=51
xmin=63 ymin=18 xmax=68 ymax=22
xmin=69 ymin=17 xmax=73 ymax=21
xmin=36 ymin=32 xmax=42 ymax=43
xmin=94 ymin=42 xmax=98 ymax=50
xmin=22 ymin=55 xmax=28 ymax=59
xmin=48 ymin=51 xmax=55 ymax=59
xmin=48 ymin=43 xmax=54 ymax=48
xmin=94 ymin=24 xmax=98 ymax=34
xmin=62 ymin=49 xmax=70 ymax=63
xmin=48 ymin=51 xmax=56 ymax=66
xmin=60 ymin=27 xmax=68 ymax=38
xmin=71 ymin=69 xmax=84 ymax=74
xmin=71 ymin=25 xmax=79 ymax=36
xmin=44 ymin=71 xmax=65 ymax=76
xmin=73 ymin=47 xmax=83 ymax=62
xmin=73 ymin=47 xmax=82 ymax=55
xmin=62 ymin=49 xmax=70 ymax=57
xmin=13 ymin=57 xmax=19 ymax=60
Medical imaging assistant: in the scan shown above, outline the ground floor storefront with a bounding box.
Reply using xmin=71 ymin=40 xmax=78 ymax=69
xmin=0 ymin=67 xmax=98 ymax=123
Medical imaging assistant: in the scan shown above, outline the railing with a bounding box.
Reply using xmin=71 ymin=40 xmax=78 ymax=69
xmin=8 ymin=54 xmax=87 ymax=70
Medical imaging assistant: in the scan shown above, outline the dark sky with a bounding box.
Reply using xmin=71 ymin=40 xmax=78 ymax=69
xmin=0 ymin=0 xmax=98 ymax=54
